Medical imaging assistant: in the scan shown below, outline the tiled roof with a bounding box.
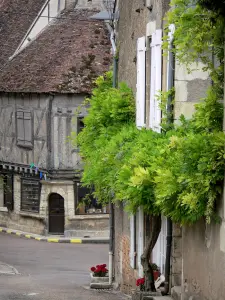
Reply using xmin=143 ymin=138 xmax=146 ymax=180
xmin=0 ymin=7 xmax=112 ymax=94
xmin=0 ymin=0 xmax=46 ymax=67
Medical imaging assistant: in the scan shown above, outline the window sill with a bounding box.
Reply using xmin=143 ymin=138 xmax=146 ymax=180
xmin=19 ymin=211 xmax=45 ymax=220
xmin=0 ymin=207 xmax=8 ymax=212
xmin=17 ymin=144 xmax=33 ymax=150
xmin=69 ymin=214 xmax=109 ymax=221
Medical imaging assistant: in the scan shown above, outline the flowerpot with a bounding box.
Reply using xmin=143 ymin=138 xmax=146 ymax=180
xmin=153 ymin=270 xmax=160 ymax=281
xmin=90 ymin=273 xmax=109 ymax=284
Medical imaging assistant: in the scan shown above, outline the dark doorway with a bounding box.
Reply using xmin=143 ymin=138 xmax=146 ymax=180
xmin=49 ymin=193 xmax=65 ymax=234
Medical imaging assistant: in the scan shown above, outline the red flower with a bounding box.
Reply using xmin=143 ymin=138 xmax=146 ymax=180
xmin=102 ymin=267 xmax=108 ymax=273
xmin=136 ymin=277 xmax=145 ymax=287
xmin=102 ymin=264 xmax=107 ymax=268
xmin=91 ymin=267 xmax=96 ymax=272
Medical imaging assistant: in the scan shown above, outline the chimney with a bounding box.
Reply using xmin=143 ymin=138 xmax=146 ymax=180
xmin=65 ymin=0 xmax=77 ymax=8
xmin=75 ymin=0 xmax=103 ymax=10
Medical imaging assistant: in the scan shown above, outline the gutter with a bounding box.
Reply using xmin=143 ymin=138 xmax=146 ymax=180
xmin=108 ymin=25 xmax=118 ymax=286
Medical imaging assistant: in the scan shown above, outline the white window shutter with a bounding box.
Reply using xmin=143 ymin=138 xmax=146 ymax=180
xmin=136 ymin=37 xmax=146 ymax=129
xmin=149 ymin=29 xmax=162 ymax=132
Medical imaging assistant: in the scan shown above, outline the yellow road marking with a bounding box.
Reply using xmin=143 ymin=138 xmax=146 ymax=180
xmin=47 ymin=238 xmax=59 ymax=243
xmin=70 ymin=239 xmax=82 ymax=244
xmin=7 ymin=230 xmax=12 ymax=234
xmin=16 ymin=232 xmax=21 ymax=236
xmin=35 ymin=237 xmax=42 ymax=241
xmin=25 ymin=235 xmax=31 ymax=238
xmin=0 ymin=228 xmax=2 ymax=232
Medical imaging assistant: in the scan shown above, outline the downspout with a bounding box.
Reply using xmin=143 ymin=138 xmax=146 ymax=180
xmin=133 ymin=214 xmax=137 ymax=269
xmin=109 ymin=31 xmax=118 ymax=286
xmin=162 ymin=25 xmax=175 ymax=296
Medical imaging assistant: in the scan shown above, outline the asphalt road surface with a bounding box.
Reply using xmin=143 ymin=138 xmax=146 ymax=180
xmin=0 ymin=233 xmax=125 ymax=300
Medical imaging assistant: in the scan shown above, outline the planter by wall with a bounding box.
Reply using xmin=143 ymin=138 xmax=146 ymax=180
xmin=90 ymin=273 xmax=109 ymax=284
xmin=131 ymin=291 xmax=162 ymax=300
xmin=153 ymin=270 xmax=160 ymax=281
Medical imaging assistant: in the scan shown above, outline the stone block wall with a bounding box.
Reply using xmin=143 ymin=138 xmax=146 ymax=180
xmin=0 ymin=175 xmax=109 ymax=237
xmin=174 ymin=62 xmax=210 ymax=122
xmin=171 ymin=224 xmax=182 ymax=288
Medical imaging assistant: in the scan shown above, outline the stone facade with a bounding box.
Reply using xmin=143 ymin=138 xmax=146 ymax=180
xmin=113 ymin=0 xmax=171 ymax=294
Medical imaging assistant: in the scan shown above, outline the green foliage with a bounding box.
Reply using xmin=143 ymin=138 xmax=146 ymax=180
xmin=75 ymin=0 xmax=225 ymax=225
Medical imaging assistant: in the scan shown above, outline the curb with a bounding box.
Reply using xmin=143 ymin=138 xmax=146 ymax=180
xmin=0 ymin=227 xmax=109 ymax=244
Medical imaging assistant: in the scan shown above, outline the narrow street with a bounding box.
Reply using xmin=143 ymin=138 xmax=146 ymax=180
xmin=0 ymin=233 xmax=125 ymax=300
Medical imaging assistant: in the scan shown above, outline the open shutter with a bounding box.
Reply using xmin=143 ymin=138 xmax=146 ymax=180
xmin=16 ymin=110 xmax=25 ymax=145
xmin=149 ymin=29 xmax=162 ymax=132
xmin=4 ymin=174 xmax=13 ymax=211
xmin=136 ymin=37 xmax=146 ymax=128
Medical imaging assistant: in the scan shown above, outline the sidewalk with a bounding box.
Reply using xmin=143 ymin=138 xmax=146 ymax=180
xmin=0 ymin=227 xmax=109 ymax=244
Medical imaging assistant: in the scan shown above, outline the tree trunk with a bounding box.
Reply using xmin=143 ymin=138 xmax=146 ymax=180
xmin=141 ymin=215 xmax=161 ymax=292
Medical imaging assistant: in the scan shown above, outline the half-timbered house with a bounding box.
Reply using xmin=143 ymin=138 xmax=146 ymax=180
xmin=0 ymin=0 xmax=111 ymax=237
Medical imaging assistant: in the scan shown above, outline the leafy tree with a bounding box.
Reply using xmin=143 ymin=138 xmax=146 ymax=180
xmin=74 ymin=0 xmax=225 ymax=292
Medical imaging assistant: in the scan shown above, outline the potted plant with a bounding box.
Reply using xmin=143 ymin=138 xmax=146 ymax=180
xmin=151 ymin=263 xmax=160 ymax=281
xmin=136 ymin=277 xmax=145 ymax=291
xmin=90 ymin=264 xmax=109 ymax=283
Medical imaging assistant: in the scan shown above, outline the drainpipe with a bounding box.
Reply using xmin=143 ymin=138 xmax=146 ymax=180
xmin=162 ymin=25 xmax=175 ymax=296
xmin=109 ymin=32 xmax=118 ymax=286
xmin=133 ymin=214 xmax=137 ymax=269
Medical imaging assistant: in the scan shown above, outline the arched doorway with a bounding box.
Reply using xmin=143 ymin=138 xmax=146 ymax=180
xmin=49 ymin=193 xmax=65 ymax=234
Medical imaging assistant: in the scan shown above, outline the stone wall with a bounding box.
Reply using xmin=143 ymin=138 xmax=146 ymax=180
xmin=174 ymin=62 xmax=210 ymax=122
xmin=0 ymin=175 xmax=109 ymax=236
xmin=171 ymin=225 xmax=182 ymax=287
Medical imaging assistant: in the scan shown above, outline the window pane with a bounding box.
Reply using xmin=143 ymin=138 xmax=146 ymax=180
xmin=75 ymin=183 xmax=108 ymax=215
xmin=77 ymin=117 xmax=85 ymax=134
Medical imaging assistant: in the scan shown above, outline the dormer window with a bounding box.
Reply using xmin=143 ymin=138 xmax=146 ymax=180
xmin=12 ymin=0 xmax=66 ymax=57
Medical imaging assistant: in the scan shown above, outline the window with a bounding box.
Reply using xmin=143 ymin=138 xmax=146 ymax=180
xmin=0 ymin=174 xmax=13 ymax=210
xmin=21 ymin=179 xmax=41 ymax=213
xmin=75 ymin=183 xmax=108 ymax=215
xmin=16 ymin=109 xmax=33 ymax=149
xmin=77 ymin=117 xmax=85 ymax=134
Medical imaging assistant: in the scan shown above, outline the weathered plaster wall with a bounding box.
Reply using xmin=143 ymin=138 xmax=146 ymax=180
xmin=114 ymin=202 xmax=137 ymax=294
xmin=182 ymin=218 xmax=225 ymax=300
xmin=0 ymin=93 xmax=49 ymax=169
xmin=0 ymin=93 xmax=85 ymax=171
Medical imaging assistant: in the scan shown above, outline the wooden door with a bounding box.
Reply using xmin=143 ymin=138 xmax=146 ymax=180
xmin=49 ymin=193 xmax=65 ymax=234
